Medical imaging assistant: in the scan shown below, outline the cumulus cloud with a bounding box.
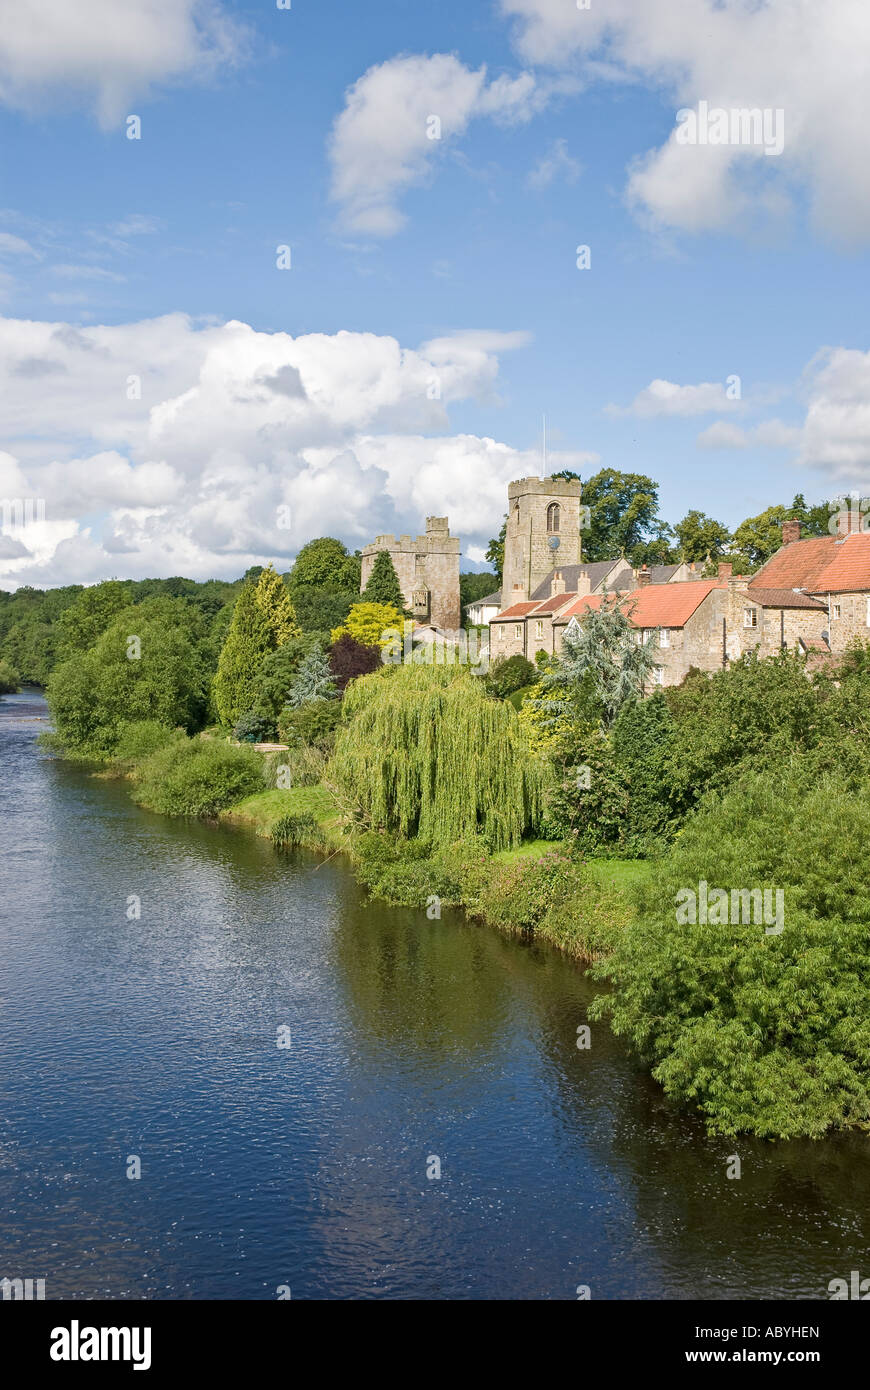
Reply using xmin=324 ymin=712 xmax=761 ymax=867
xmin=0 ymin=0 xmax=247 ymax=127
xmin=0 ymin=313 xmax=551 ymax=588
xmin=329 ymin=54 xmax=546 ymax=235
xmin=527 ymin=138 xmax=581 ymax=190
xmin=611 ymin=377 xmax=740 ymax=418
xmin=499 ymin=0 xmax=870 ymax=243
xmin=796 ymin=348 xmax=870 ymax=483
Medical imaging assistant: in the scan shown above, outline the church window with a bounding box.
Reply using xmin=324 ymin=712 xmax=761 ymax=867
xmin=546 ymin=502 xmax=561 ymax=533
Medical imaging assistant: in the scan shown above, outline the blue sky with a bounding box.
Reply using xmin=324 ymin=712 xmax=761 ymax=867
xmin=1 ymin=0 xmax=869 ymax=587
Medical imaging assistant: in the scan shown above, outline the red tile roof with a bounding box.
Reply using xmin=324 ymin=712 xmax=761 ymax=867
xmin=752 ymin=532 xmax=870 ymax=594
xmin=554 ymin=580 xmax=723 ymax=629
xmin=491 ymin=602 xmax=541 ymax=621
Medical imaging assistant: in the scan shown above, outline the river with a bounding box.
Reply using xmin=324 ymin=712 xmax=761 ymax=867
xmin=1 ymin=689 xmax=867 ymax=1300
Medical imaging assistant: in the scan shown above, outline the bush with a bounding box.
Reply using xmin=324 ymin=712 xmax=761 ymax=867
xmin=329 ymin=633 xmax=382 ymax=692
xmin=486 ymin=654 xmax=535 ymax=699
xmin=233 ymin=710 xmax=273 ymax=743
xmin=591 ymin=764 xmax=870 ymax=1138
xmin=132 ymin=737 xmax=265 ymax=818
xmin=278 ymin=697 xmax=342 ymax=749
xmin=0 ymin=658 xmax=21 ymax=693
xmin=112 ymin=720 xmax=181 ymax=770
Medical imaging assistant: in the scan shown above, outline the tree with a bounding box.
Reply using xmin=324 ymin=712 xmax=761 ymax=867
xmin=576 ymin=469 xmax=665 ymax=563
xmin=788 ymin=494 xmax=832 ymax=538
xmin=361 ymin=549 xmax=406 ymax=610
xmin=330 ymin=601 xmax=404 ymax=650
xmin=46 ymin=604 xmax=208 ymax=755
xmin=485 ymin=519 xmax=507 ymax=584
xmin=331 ymin=663 xmax=544 ymax=850
xmin=674 ymin=509 xmax=732 ymax=564
xmin=213 ymin=580 xmax=275 ymax=727
xmin=55 ymin=580 xmax=133 ymax=659
xmin=285 ymin=645 xmax=337 ymax=707
xmin=731 ymin=505 xmax=790 ymax=570
xmin=460 ymin=571 xmax=500 ymax=612
xmin=0 ymin=658 xmax=20 ymax=693
xmin=254 ymin=564 xmax=300 ymax=646
xmin=288 ymin=537 xmax=360 ymax=593
xmin=329 ymin=633 xmax=383 ymax=692
xmin=546 ymin=594 xmax=658 ymax=726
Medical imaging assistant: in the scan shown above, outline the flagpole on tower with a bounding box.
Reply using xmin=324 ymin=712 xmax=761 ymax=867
xmin=542 ymin=413 xmax=547 ymax=480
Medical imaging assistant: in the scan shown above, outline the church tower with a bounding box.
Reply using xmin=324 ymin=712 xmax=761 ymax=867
xmin=502 ymin=476 xmax=584 ymax=604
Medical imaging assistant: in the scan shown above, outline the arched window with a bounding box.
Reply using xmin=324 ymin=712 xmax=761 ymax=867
xmin=546 ymin=502 xmax=561 ymax=534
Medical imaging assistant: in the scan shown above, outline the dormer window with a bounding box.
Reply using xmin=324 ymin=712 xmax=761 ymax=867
xmin=546 ymin=502 xmax=561 ymax=534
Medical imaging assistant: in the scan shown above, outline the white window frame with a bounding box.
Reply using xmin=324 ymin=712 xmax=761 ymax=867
xmin=744 ymin=606 xmax=758 ymax=629
xmin=832 ymin=602 xmax=841 ymax=620
xmin=514 ymin=624 xmax=523 ymax=640
xmin=653 ymin=666 xmax=664 ymax=686
xmin=659 ymin=628 xmax=670 ymax=648
xmin=535 ymin=620 xmax=544 ymax=639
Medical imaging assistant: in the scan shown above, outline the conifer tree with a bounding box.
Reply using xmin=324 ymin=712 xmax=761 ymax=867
xmin=213 ymin=580 xmax=274 ymax=726
xmin=361 ymin=549 xmax=405 ymax=610
xmin=285 ymin=645 xmax=337 ymax=708
xmin=255 ymin=564 xmax=300 ymax=645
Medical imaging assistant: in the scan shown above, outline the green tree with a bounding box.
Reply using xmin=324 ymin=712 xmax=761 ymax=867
xmin=546 ymin=594 xmax=659 ymax=726
xmin=460 ymin=570 xmax=500 ymax=612
xmin=0 ymin=657 xmax=20 ymax=693
xmin=569 ymin=469 xmax=663 ymax=562
xmin=331 ymin=601 xmax=404 ymax=649
xmin=255 ymin=564 xmax=300 ymax=646
xmin=361 ymin=549 xmax=406 ymax=610
xmin=285 ymin=644 xmax=337 ymax=707
xmin=674 ymin=509 xmax=732 ymax=563
xmin=485 ymin=520 xmax=507 ymax=584
xmin=213 ymin=580 xmax=275 ymax=727
xmin=55 ymin=580 xmax=133 ymax=659
xmin=731 ymin=505 xmax=791 ymax=569
xmin=289 ymin=537 xmax=360 ymax=593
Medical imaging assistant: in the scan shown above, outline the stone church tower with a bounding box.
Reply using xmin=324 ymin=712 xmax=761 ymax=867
xmin=361 ymin=516 xmax=461 ymax=630
xmin=502 ymin=476 xmax=584 ymax=604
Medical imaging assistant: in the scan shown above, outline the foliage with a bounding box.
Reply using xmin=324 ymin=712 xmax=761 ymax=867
xmin=284 ymin=644 xmax=337 ymax=707
xmin=272 ymin=813 xmax=320 ymax=849
xmin=330 ymin=601 xmax=404 ymax=650
xmin=485 ymin=520 xmax=506 ymax=584
xmin=132 ymin=736 xmax=265 ymax=818
xmin=278 ymin=697 xmax=342 ymax=749
xmin=55 ymin=580 xmax=133 ymax=660
xmin=546 ymin=594 xmax=658 ymax=726
xmin=46 ymin=602 xmax=209 ymax=757
xmin=111 ymin=719 xmax=180 ymax=770
xmin=460 ymin=571 xmax=500 ymax=612
xmin=288 ymin=537 xmax=360 ymax=593
xmin=290 ymin=585 xmax=356 ymax=635
xmin=247 ymin=636 xmax=316 ymax=726
xmin=591 ymin=765 xmax=870 ymax=1138
xmin=361 ymin=549 xmax=406 ymax=610
xmin=213 ymin=573 xmax=284 ymax=727
xmin=331 ymin=663 xmax=544 ymax=850
xmin=485 ymin=653 xmax=535 ymax=699
xmin=572 ymin=468 xmax=667 ymax=563
xmin=232 ymin=710 xmax=273 ymax=743
xmin=0 ymin=657 xmax=20 ymax=693
xmin=674 ymin=509 xmax=731 ymax=563
xmin=328 ymin=633 xmax=383 ymax=692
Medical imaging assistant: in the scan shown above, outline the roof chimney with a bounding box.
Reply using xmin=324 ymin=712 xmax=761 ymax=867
xmin=575 ymin=570 xmax=592 ymax=597
xmin=511 ymin=582 xmax=527 ymax=604
xmin=782 ymin=520 xmax=801 ymax=546
xmin=718 ymin=561 xmax=733 ymax=578
xmin=637 ymin=567 xmax=652 ymax=587
xmin=551 ymin=570 xmax=566 ymax=595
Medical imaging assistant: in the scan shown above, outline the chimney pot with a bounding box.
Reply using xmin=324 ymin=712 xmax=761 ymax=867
xmin=718 ymin=561 xmax=733 ymax=578
xmin=637 ymin=567 xmax=652 ymax=587
xmin=782 ymin=520 xmax=801 ymax=546
xmin=551 ymin=570 xmax=566 ymax=595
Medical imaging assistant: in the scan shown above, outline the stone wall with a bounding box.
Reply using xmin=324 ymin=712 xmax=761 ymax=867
xmin=361 ymin=516 xmax=461 ymax=631
xmin=502 ymin=476 xmax=584 ymax=602
xmin=824 ymin=592 xmax=870 ymax=651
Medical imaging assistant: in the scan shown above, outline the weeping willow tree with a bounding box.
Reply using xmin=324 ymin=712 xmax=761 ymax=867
xmin=330 ymin=664 xmax=544 ymax=851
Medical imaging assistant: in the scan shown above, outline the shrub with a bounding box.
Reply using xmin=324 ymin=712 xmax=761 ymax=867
xmin=272 ymin=813 xmax=319 ymax=849
xmin=0 ymin=658 xmax=21 ymax=693
xmin=112 ymin=720 xmax=181 ymax=770
xmin=486 ymin=654 xmax=535 ymax=699
xmin=278 ymin=697 xmax=342 ymax=748
xmin=132 ymin=737 xmax=265 ymax=818
xmin=329 ymin=633 xmax=382 ymax=692
xmin=233 ymin=710 xmax=273 ymax=743
xmin=591 ymin=764 xmax=870 ymax=1138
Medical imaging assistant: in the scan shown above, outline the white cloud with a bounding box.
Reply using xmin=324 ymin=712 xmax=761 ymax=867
xmin=499 ymin=0 xmax=870 ymax=242
xmin=0 ymin=313 xmax=553 ymax=588
xmin=329 ymin=54 xmax=546 ymax=236
xmin=527 ymin=137 xmax=581 ymax=190
xmin=0 ymin=0 xmax=247 ymax=127
xmin=795 ymin=348 xmax=870 ymax=483
xmin=612 ymin=377 xmax=739 ymax=418
xmin=0 ymin=231 xmax=40 ymax=259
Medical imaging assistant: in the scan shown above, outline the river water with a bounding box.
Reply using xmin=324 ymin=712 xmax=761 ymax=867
xmin=1 ymin=689 xmax=867 ymax=1300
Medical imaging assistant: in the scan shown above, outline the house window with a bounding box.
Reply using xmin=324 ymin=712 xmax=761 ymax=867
xmin=546 ymin=502 xmax=561 ymax=533
xmin=833 ymin=603 xmax=841 ymax=620
xmin=744 ymin=607 xmax=758 ymax=628
xmin=659 ymin=628 xmax=670 ymax=648
xmin=653 ymin=666 xmax=664 ymax=686
xmin=514 ymin=624 xmax=523 ymax=640
xmin=866 ymin=597 xmax=870 ymax=626
xmin=535 ymin=620 xmax=544 ymax=639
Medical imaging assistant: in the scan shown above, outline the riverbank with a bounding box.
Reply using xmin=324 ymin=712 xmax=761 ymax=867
xmin=220 ymin=781 xmax=649 ymax=962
